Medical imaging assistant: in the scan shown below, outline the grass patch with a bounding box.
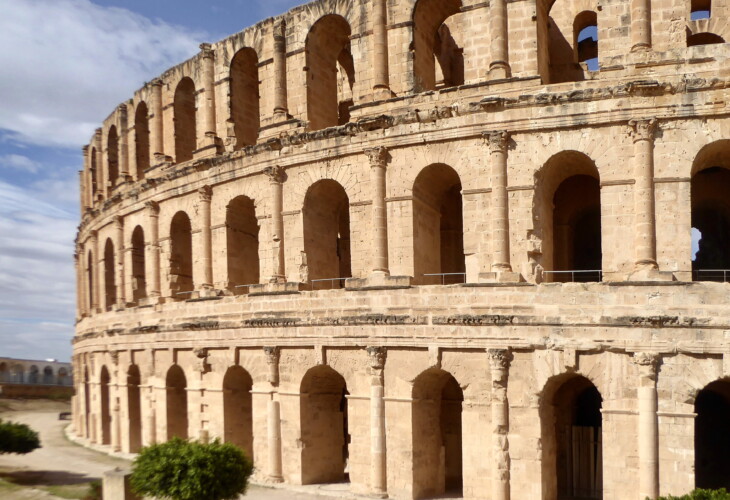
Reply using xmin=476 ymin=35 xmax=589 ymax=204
xmin=41 ymin=483 xmax=93 ymax=499
xmin=0 ymin=476 xmax=23 ymax=492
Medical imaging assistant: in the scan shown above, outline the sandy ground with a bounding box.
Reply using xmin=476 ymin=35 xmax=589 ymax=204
xmin=0 ymin=399 xmax=357 ymax=499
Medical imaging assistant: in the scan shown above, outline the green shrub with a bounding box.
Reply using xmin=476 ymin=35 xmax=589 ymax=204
xmin=0 ymin=419 xmax=40 ymax=454
xmin=653 ymin=488 xmax=730 ymax=500
xmin=82 ymin=480 xmax=102 ymax=500
xmin=130 ymin=438 xmax=253 ymax=500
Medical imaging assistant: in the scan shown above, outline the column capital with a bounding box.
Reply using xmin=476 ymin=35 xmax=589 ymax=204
xmin=632 ymin=351 xmax=661 ymax=379
xmin=112 ymin=215 xmax=124 ymax=229
xmin=145 ymin=200 xmax=160 ymax=215
xmin=264 ymin=346 xmax=281 ymax=385
xmin=367 ymin=346 xmax=387 ymax=371
xmin=88 ymin=229 xmax=98 ymax=242
xmin=199 ymin=43 xmax=214 ymax=59
xmin=150 ymin=78 xmax=164 ymax=88
xmin=364 ymin=147 xmax=389 ymax=168
xmin=487 ymin=348 xmax=512 ymax=371
xmin=628 ymin=118 xmax=658 ymax=143
xmin=483 ymin=131 xmax=510 ymax=153
xmin=264 ymin=165 xmax=287 ymax=184
xmin=198 ymin=185 xmax=213 ymax=203
xmin=273 ymin=19 xmax=287 ymax=40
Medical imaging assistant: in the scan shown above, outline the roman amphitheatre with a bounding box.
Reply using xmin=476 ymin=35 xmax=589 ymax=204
xmin=72 ymin=0 xmax=730 ymax=498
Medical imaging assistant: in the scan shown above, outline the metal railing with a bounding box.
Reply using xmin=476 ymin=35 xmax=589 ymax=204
xmin=423 ymin=272 xmax=467 ymax=285
xmin=543 ymin=270 xmax=603 ymax=283
xmin=309 ymin=277 xmax=351 ymax=290
xmin=693 ymin=269 xmax=730 ymax=283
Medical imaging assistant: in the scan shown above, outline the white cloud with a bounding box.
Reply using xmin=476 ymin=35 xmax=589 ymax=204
xmin=0 ymin=154 xmax=41 ymax=174
xmin=0 ymin=0 xmax=206 ymax=149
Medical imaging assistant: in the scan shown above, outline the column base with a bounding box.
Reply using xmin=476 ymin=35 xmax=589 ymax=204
xmin=138 ymin=295 xmax=164 ymax=307
xmin=478 ymin=271 xmax=524 ymax=283
xmin=249 ymin=282 xmax=304 ymax=296
xmin=193 ymin=141 xmax=220 ymax=160
xmin=345 ymin=274 xmax=412 ymax=291
xmin=488 ymin=63 xmax=511 ymax=80
xmin=369 ymin=492 xmax=388 ymax=499
xmin=627 ymin=267 xmax=675 ymax=282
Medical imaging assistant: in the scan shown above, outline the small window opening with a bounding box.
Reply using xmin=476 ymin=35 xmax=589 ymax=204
xmin=575 ymin=12 xmax=598 ymax=72
xmin=691 ymin=0 xmax=711 ymax=19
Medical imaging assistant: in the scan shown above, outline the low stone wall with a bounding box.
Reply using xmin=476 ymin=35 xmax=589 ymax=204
xmin=0 ymin=384 xmax=73 ymax=399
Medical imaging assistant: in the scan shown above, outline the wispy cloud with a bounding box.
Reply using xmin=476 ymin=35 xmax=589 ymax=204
xmin=0 ymin=154 xmax=41 ymax=174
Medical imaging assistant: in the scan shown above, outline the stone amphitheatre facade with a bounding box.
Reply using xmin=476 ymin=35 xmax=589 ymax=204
xmin=72 ymin=0 xmax=730 ymax=498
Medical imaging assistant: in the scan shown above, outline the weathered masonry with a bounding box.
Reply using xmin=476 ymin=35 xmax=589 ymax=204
xmin=73 ymin=0 xmax=730 ymax=499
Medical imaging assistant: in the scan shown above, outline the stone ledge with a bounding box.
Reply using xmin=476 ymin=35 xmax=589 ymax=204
xmin=249 ymin=282 xmax=304 ymax=296
xmin=345 ymin=275 xmax=412 ymax=291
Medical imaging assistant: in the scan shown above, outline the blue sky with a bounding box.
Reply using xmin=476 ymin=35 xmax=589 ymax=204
xmin=0 ymin=0 xmax=304 ymax=362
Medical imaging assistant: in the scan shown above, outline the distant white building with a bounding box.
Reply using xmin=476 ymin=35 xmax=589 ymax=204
xmin=0 ymin=357 xmax=72 ymax=386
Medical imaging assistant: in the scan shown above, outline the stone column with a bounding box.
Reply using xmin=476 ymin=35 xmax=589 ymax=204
xmin=198 ymin=186 xmax=213 ymax=290
xmin=81 ymin=147 xmax=90 ymax=210
xmin=488 ymin=349 xmax=512 ymax=500
xmin=150 ymin=79 xmax=164 ymax=159
xmin=146 ymin=201 xmax=161 ymax=298
xmin=198 ymin=43 xmax=217 ymax=152
xmin=114 ymin=216 xmax=125 ymax=307
xmin=118 ymin=105 xmax=129 ymax=181
xmin=367 ymin=347 xmax=388 ymax=498
xmin=372 ymin=0 xmax=390 ymax=98
xmin=75 ymin=251 xmax=83 ymax=318
xmin=264 ymin=347 xmax=283 ymax=482
xmin=489 ymin=0 xmax=511 ymax=79
xmin=631 ymin=0 xmax=652 ymax=52
xmin=273 ymin=21 xmax=288 ymax=118
xmin=365 ymin=147 xmax=390 ymax=276
xmin=264 ymin=166 xmax=287 ymax=283
xmin=89 ymin=231 xmax=99 ymax=313
xmin=488 ymin=132 xmax=511 ymax=272
xmin=633 ymin=352 xmax=660 ymax=500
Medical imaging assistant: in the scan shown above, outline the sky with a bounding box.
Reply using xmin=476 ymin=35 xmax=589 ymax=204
xmin=0 ymin=0 xmax=304 ymax=362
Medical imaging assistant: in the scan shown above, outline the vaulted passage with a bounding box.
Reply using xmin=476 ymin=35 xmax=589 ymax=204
xmin=537 ymin=0 xmax=596 ymax=83
xmin=303 ymin=180 xmax=351 ymax=289
xmin=223 ymin=366 xmax=253 ymax=458
xmin=103 ymin=238 xmax=116 ymax=309
xmin=226 ymin=196 xmax=259 ymax=292
xmin=107 ymin=126 xmax=119 ymax=186
xmin=170 ymin=212 xmax=193 ymax=298
xmin=695 ymin=379 xmax=730 ymax=490
xmin=174 ymin=77 xmax=197 ymax=163
xmin=230 ymin=48 xmax=260 ymax=148
xmin=300 ymin=366 xmax=349 ymax=485
xmin=692 ymin=164 xmax=730 ymax=281
xmin=542 ymin=375 xmax=603 ymax=500
xmin=412 ymin=164 xmax=464 ymax=285
xmin=131 ymin=226 xmax=146 ymax=303
xmin=100 ymin=366 xmax=111 ymax=445
xmin=411 ymin=368 xmax=464 ymax=499
xmin=135 ymin=102 xmax=150 ymax=179
xmin=306 ymin=15 xmax=354 ymax=130
xmin=412 ymin=0 xmax=464 ymax=91
xmin=166 ymin=365 xmax=188 ymax=440
xmin=127 ymin=364 xmax=142 ymax=452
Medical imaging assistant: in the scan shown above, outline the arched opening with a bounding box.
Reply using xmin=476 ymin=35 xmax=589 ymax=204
xmin=87 ymin=250 xmax=95 ymax=312
xmin=135 ymin=102 xmax=150 ymax=179
xmin=100 ymin=366 xmax=111 ymax=445
xmin=536 ymin=0 xmax=590 ymax=84
xmin=574 ymin=12 xmax=598 ymax=71
xmin=695 ymin=379 xmax=730 ymax=489
xmin=230 ymin=48 xmax=260 ymax=148
xmin=127 ymin=365 xmax=142 ymax=452
xmin=42 ymin=366 xmax=54 ymax=385
xmin=57 ymin=367 xmax=69 ymax=386
xmin=107 ymin=126 xmax=119 ymax=187
xmin=170 ymin=212 xmax=193 ymax=298
xmin=412 ymin=0 xmax=464 ymax=92
xmin=303 ymin=180 xmax=351 ymax=289
xmin=0 ymin=363 xmax=7 ymax=383
xmin=226 ymin=196 xmax=259 ymax=293
xmin=535 ymin=151 xmax=602 ymax=282
xmin=412 ymin=164 xmax=465 ymax=285
xmin=104 ymin=238 xmax=116 ymax=309
xmin=541 ymin=375 xmax=603 ymax=500
xmin=166 ymin=365 xmax=188 ymax=440
xmin=687 ymin=32 xmax=725 ymax=46
xmin=691 ymin=141 xmax=730 ymax=281
xmin=90 ymin=147 xmax=98 ymax=200
xmin=300 ymin=365 xmax=349 ymax=485
xmin=131 ymin=226 xmax=147 ymax=302
xmin=691 ymin=0 xmax=711 ymax=20
xmin=305 ymin=15 xmax=355 ymax=130
xmin=411 ymin=368 xmax=464 ymax=499
xmin=29 ymin=365 xmax=39 ymax=384
xmin=11 ymin=364 xmax=24 ymax=384
xmin=223 ymin=366 xmax=253 ymax=458
xmin=174 ymin=77 xmax=197 ymax=163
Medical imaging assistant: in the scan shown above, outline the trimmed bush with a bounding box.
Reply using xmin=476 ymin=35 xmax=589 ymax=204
xmin=654 ymin=489 xmax=730 ymax=500
xmin=130 ymin=438 xmax=253 ymax=500
xmin=0 ymin=419 xmax=40 ymax=454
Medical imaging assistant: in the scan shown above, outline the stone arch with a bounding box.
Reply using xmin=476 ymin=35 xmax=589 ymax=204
xmin=230 ymin=48 xmax=260 ymax=148
xmin=103 ymin=238 xmax=116 ymax=309
xmin=412 ymin=163 xmax=464 ymax=285
xmin=11 ymin=364 xmax=24 ymax=384
xmin=305 ymin=14 xmax=354 ymax=130
xmin=90 ymin=147 xmax=98 ymax=199
xmin=536 ymin=0 xmax=589 ymax=84
xmin=42 ymin=365 xmax=54 ymax=385
xmin=574 ymin=11 xmax=598 ymax=69
xmin=99 ymin=365 xmax=111 ymax=445
xmin=86 ymin=249 xmax=94 ymax=312
xmin=691 ymin=140 xmax=730 ymax=280
xmin=107 ymin=125 xmax=119 ymax=187
xmin=127 ymin=364 xmax=142 ymax=452
xmin=170 ymin=211 xmax=193 ymax=298
xmin=166 ymin=365 xmax=188 ymax=440
xmin=540 ymin=373 xmax=603 ymax=500
xmin=223 ymin=366 xmax=253 ymax=458
xmin=29 ymin=365 xmax=39 ymax=384
xmin=134 ymin=101 xmax=150 ymax=179
xmin=534 ymin=151 xmax=602 ymax=282
xmin=131 ymin=225 xmax=146 ymax=302
xmin=299 ymin=365 xmax=349 ymax=485
xmin=226 ymin=195 xmax=259 ymax=292
xmin=687 ymin=12 xmax=729 ymax=46
xmin=412 ymin=0 xmax=464 ymax=92
xmin=57 ymin=367 xmax=69 ymax=385
xmin=174 ymin=77 xmax=197 ymax=163
xmin=695 ymin=378 xmax=730 ymax=489
xmin=411 ymin=367 xmax=464 ymax=499
xmin=302 ymin=179 xmax=351 ymax=288
xmin=0 ymin=362 xmax=7 ymax=383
